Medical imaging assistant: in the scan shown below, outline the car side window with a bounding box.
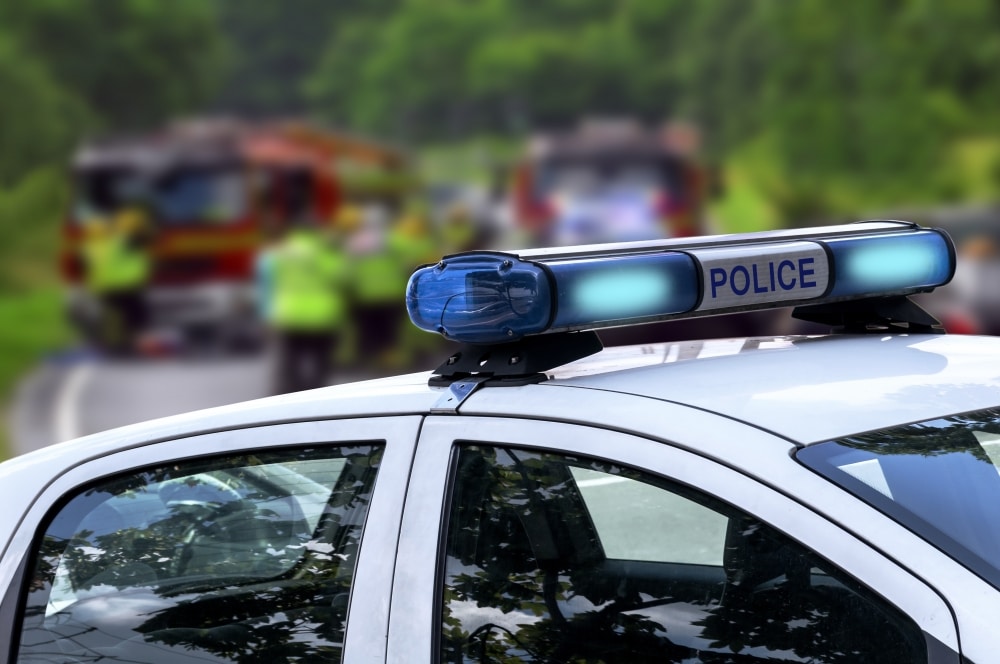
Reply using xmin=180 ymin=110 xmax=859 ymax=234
xmin=440 ymin=445 xmax=927 ymax=663
xmin=15 ymin=444 xmax=382 ymax=664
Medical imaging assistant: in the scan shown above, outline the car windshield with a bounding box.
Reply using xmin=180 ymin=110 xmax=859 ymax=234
xmin=74 ymin=166 xmax=248 ymax=225
xmin=797 ymin=406 xmax=1000 ymax=589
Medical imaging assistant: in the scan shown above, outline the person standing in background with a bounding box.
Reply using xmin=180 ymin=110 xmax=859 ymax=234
xmin=80 ymin=206 xmax=154 ymax=355
xmin=258 ymin=215 xmax=348 ymax=394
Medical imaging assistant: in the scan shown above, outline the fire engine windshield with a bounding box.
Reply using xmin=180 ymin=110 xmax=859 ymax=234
xmin=536 ymin=158 xmax=681 ymax=199
xmin=74 ymin=167 xmax=249 ymax=226
xmin=534 ymin=156 xmax=686 ymax=244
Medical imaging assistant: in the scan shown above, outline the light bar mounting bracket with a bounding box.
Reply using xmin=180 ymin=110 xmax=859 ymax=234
xmin=792 ymin=295 xmax=944 ymax=333
xmin=428 ymin=331 xmax=604 ymax=387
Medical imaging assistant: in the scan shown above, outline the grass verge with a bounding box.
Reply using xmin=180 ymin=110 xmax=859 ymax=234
xmin=0 ymin=288 xmax=72 ymax=461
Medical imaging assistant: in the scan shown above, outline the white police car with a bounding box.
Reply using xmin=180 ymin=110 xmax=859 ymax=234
xmin=2 ymin=221 xmax=999 ymax=664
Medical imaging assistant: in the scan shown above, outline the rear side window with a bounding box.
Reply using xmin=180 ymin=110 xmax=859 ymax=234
xmin=440 ymin=445 xmax=926 ymax=663
xmin=15 ymin=444 xmax=382 ymax=663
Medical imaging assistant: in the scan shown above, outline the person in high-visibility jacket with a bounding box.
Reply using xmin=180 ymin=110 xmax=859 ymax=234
xmin=258 ymin=218 xmax=349 ymax=394
xmin=80 ymin=207 xmax=153 ymax=354
xmin=347 ymin=205 xmax=431 ymax=372
xmin=388 ymin=209 xmax=448 ymax=368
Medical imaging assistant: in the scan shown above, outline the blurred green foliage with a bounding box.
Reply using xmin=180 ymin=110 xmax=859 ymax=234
xmin=0 ymin=288 xmax=71 ymax=458
xmin=0 ymin=168 xmax=67 ymax=291
xmin=0 ymin=290 xmax=70 ymax=398
xmin=4 ymin=0 xmax=1000 ymax=218
xmin=0 ymin=0 xmax=226 ymax=186
xmin=305 ymin=0 xmax=1000 ymax=219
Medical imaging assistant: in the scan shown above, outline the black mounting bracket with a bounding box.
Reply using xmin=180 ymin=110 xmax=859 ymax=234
xmin=792 ymin=295 xmax=944 ymax=333
xmin=428 ymin=331 xmax=604 ymax=387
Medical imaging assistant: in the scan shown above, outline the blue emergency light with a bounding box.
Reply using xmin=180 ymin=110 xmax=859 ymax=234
xmin=406 ymin=221 xmax=955 ymax=344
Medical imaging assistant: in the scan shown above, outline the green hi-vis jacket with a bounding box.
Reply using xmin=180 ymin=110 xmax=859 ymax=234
xmin=268 ymin=230 xmax=349 ymax=331
xmin=82 ymin=232 xmax=151 ymax=293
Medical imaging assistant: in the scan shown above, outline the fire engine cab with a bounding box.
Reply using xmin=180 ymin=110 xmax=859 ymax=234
xmin=508 ymin=118 xmax=714 ymax=247
xmin=60 ymin=119 xmax=406 ymax=349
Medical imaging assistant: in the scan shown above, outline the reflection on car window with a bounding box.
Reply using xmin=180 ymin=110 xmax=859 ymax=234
xmin=441 ymin=445 xmax=925 ymax=663
xmin=798 ymin=406 xmax=1000 ymax=591
xmin=571 ymin=466 xmax=728 ymax=564
xmin=16 ymin=444 xmax=382 ymax=664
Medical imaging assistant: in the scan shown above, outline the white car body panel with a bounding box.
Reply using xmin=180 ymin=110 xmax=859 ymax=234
xmin=5 ymin=331 xmax=1000 ymax=662
xmin=543 ymin=334 xmax=1000 ymax=443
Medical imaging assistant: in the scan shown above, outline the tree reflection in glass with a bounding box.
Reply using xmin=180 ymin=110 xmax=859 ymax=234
xmin=440 ymin=445 xmax=925 ymax=663
xmin=16 ymin=445 xmax=382 ymax=664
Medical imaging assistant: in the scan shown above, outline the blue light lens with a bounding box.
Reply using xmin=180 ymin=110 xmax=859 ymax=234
xmin=825 ymin=230 xmax=954 ymax=297
xmin=406 ymin=254 xmax=554 ymax=342
xmin=547 ymin=252 xmax=699 ymax=330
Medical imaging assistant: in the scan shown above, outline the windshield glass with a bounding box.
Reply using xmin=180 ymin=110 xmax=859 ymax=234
xmin=797 ymin=407 xmax=1000 ymax=589
xmin=533 ymin=157 xmax=686 ymax=243
xmin=74 ymin=166 xmax=248 ymax=225
xmin=535 ymin=157 xmax=683 ymax=202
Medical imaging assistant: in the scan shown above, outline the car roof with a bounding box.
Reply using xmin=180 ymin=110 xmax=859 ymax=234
xmin=540 ymin=332 xmax=1000 ymax=444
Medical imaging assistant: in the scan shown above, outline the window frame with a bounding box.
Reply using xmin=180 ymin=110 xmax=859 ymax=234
xmin=389 ymin=415 xmax=960 ymax=663
xmin=0 ymin=416 xmax=422 ymax=664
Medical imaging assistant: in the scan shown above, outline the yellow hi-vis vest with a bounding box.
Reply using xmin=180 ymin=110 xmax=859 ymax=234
xmin=353 ymin=225 xmax=426 ymax=304
xmin=82 ymin=231 xmax=151 ymax=293
xmin=270 ymin=230 xmax=348 ymax=331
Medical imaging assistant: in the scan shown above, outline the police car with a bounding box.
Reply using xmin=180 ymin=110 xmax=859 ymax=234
xmin=3 ymin=221 xmax=999 ymax=663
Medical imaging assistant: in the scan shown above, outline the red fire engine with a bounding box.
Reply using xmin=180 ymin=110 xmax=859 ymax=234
xmin=508 ymin=119 xmax=713 ymax=247
xmin=60 ymin=119 xmax=406 ymax=347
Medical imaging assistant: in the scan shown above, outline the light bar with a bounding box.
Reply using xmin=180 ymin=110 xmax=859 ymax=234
xmin=406 ymin=221 xmax=956 ymax=343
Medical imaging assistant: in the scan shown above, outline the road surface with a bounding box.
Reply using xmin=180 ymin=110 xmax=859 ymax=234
xmin=9 ymin=353 xmax=276 ymax=456
xmin=8 ymin=351 xmax=383 ymax=456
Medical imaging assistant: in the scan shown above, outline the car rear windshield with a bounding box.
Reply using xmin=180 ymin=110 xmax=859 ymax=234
xmin=797 ymin=406 xmax=1000 ymax=589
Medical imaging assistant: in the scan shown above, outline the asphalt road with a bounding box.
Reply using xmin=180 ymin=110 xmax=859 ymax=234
xmin=9 ymin=353 xmax=275 ymax=456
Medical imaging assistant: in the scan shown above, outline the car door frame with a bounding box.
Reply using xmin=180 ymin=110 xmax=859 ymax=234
xmin=388 ymin=414 xmax=960 ymax=663
xmin=0 ymin=415 xmax=422 ymax=664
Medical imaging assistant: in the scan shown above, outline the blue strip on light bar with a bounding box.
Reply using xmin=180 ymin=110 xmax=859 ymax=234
xmin=406 ymin=222 xmax=956 ymax=343
xmin=547 ymin=253 xmax=699 ymax=330
xmin=824 ymin=231 xmax=953 ymax=297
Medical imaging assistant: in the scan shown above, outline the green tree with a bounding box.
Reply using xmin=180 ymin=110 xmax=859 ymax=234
xmin=0 ymin=33 xmax=91 ymax=186
xmin=212 ymin=0 xmax=379 ymax=117
xmin=330 ymin=0 xmax=507 ymax=140
xmin=1 ymin=0 xmax=226 ymax=133
xmin=305 ymin=0 xmax=1000 ymax=214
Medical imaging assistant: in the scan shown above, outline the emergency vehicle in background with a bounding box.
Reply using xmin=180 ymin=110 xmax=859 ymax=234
xmin=59 ymin=119 xmax=408 ymax=349
xmin=507 ymin=118 xmax=715 ymax=246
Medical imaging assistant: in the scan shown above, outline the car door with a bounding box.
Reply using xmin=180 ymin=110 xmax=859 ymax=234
xmin=0 ymin=416 xmax=421 ymax=664
xmin=389 ymin=414 xmax=960 ymax=663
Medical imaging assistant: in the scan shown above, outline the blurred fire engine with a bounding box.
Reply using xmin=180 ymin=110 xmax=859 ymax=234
xmin=60 ymin=119 xmax=407 ymax=349
xmin=508 ymin=119 xmax=715 ymax=246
